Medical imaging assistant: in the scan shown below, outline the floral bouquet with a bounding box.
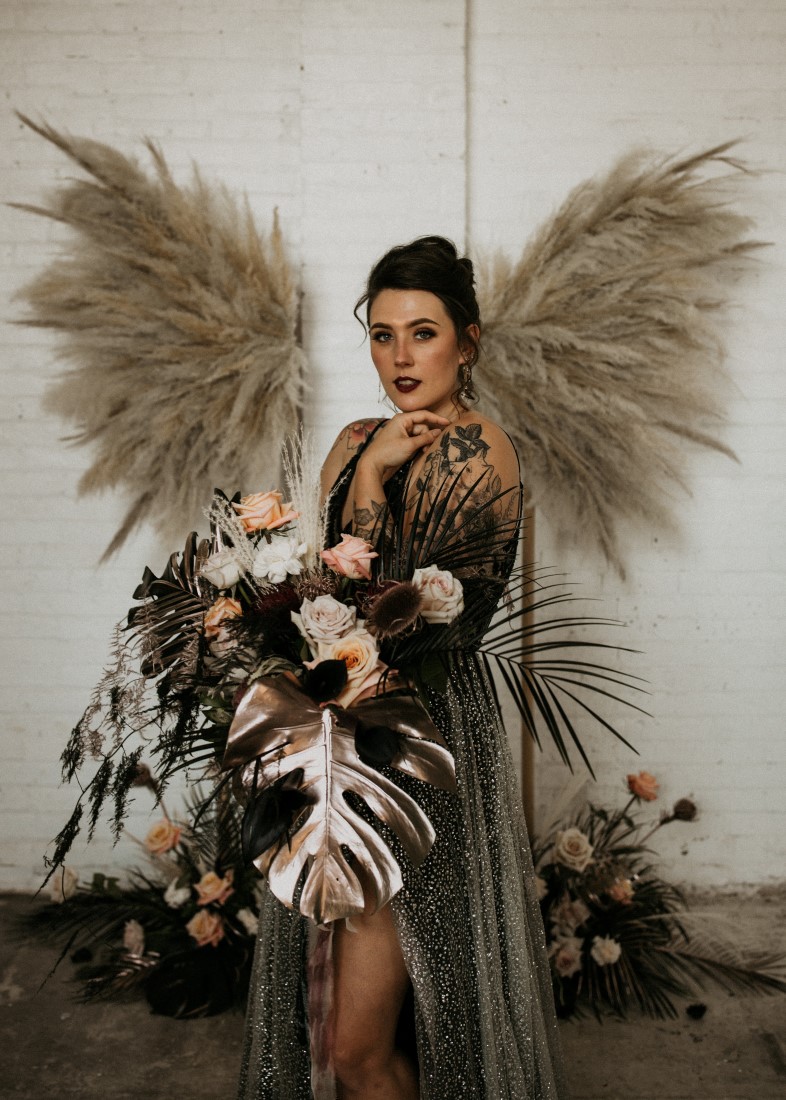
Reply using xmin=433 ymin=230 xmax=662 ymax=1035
xmin=534 ymin=772 xmax=786 ymax=1019
xmin=30 ymin=781 xmax=261 ymax=1018
xmin=49 ymin=435 xmax=643 ymax=925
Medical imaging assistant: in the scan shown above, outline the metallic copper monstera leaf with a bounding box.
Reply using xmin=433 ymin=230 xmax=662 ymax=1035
xmin=224 ymin=675 xmax=456 ymax=924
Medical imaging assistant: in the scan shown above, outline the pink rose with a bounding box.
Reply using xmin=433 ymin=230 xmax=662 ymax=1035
xmin=233 ymin=491 xmax=298 ymax=533
xmin=203 ymin=596 xmax=242 ymax=639
xmin=186 ymin=909 xmax=225 ymax=948
xmin=321 ymin=534 xmax=378 ymax=581
xmin=144 ymin=818 xmax=182 ymax=855
xmin=194 ymin=869 xmax=235 ymax=907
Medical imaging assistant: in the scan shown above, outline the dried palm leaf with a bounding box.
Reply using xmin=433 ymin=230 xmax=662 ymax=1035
xmin=12 ymin=114 xmax=305 ymax=557
xmin=225 ymin=675 xmax=457 ymax=924
xmin=477 ymin=142 xmax=765 ymax=574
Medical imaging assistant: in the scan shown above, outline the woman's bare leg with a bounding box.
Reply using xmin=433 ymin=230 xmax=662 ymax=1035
xmin=332 ymin=904 xmax=419 ymax=1099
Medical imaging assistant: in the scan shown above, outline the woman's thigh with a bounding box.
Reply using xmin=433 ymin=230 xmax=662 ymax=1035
xmin=332 ymin=904 xmax=410 ymax=1062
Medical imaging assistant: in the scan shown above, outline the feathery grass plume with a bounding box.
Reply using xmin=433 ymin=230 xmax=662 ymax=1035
xmin=282 ymin=428 xmax=327 ymax=570
xmin=477 ymin=142 xmax=765 ymax=575
xmin=12 ymin=114 xmax=305 ymax=559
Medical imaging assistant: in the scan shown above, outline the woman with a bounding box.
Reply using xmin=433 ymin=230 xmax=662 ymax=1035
xmin=238 ymin=237 xmax=567 ymax=1099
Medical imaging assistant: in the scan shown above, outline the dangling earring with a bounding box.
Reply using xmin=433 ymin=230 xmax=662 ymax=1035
xmin=458 ymin=360 xmax=477 ymax=404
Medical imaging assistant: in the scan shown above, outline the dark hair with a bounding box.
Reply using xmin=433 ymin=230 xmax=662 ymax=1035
xmin=354 ymin=235 xmax=481 ymax=368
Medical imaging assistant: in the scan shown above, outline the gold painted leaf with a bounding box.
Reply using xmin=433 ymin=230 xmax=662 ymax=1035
xmin=224 ymin=676 xmax=456 ymax=924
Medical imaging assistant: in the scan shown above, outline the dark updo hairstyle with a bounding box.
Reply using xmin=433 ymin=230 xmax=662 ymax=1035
xmin=354 ymin=235 xmax=481 ymax=370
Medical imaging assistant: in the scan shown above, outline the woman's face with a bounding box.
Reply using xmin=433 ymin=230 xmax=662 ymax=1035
xmin=368 ymin=289 xmax=476 ymax=420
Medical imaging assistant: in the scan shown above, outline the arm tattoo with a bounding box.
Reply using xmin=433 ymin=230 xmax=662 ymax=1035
xmin=353 ymin=498 xmax=387 ymax=544
xmin=404 ymin=423 xmax=521 ymax=573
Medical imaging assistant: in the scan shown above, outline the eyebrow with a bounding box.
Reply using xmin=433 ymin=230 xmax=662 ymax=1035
xmin=369 ymin=317 xmax=441 ymax=330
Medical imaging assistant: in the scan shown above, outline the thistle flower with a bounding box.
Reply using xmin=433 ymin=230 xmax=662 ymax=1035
xmin=365 ymin=582 xmax=424 ymax=639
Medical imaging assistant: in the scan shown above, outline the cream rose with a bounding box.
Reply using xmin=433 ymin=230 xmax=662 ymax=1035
xmin=201 ymin=548 xmax=243 ymax=590
xmin=123 ymin=919 xmax=145 ymax=957
xmin=550 ymin=894 xmax=591 ymax=933
xmin=321 ymin=534 xmax=378 ymax=581
xmin=590 ymin=935 xmax=622 ymax=967
xmin=306 ymin=627 xmax=386 ymax=707
xmin=549 ymin=936 xmax=584 ymax=979
xmin=553 ymin=827 xmax=594 ymax=872
xmin=535 ymin=875 xmax=548 ymax=901
xmin=233 ymin=490 xmax=298 ymax=533
xmin=411 ymin=565 xmax=464 ymax=625
xmin=49 ymin=865 xmax=79 ymax=903
xmin=164 ymin=879 xmax=192 ymax=909
xmin=144 ymin=818 xmax=182 ymax=855
xmin=627 ymin=771 xmax=659 ymax=801
xmin=186 ymin=909 xmax=225 ymax=948
xmin=292 ymin=594 xmax=358 ymax=647
xmin=195 ymin=869 xmax=235 ymax=907
xmin=204 ymin=596 xmax=242 ymax=639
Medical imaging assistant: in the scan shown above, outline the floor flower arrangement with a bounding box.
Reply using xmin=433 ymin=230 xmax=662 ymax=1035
xmin=30 ymin=779 xmax=260 ymax=1018
xmin=534 ymin=772 xmax=786 ymax=1019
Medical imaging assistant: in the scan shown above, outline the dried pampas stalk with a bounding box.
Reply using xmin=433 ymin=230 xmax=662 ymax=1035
xmin=12 ymin=114 xmax=305 ymax=558
xmin=477 ymin=142 xmax=765 ymax=575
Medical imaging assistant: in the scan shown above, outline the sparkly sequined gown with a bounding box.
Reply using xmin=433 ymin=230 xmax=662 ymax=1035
xmin=237 ymin=438 xmax=568 ymax=1100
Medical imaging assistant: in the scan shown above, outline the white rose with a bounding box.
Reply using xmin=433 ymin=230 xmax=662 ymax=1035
xmin=411 ymin=565 xmax=464 ymax=625
xmin=49 ymin=865 xmax=79 ymax=903
xmin=123 ymin=918 xmax=145 ymax=957
xmin=590 ymin=935 xmax=622 ymax=967
xmin=252 ymin=534 xmax=307 ymax=584
xmin=236 ymin=907 xmax=259 ymax=935
xmin=535 ymin=875 xmax=548 ymax=901
xmin=292 ymin=594 xmax=357 ymax=649
xmin=164 ymin=878 xmax=192 ymax=909
xmin=553 ymin=827 xmax=594 ymax=872
xmin=549 ymin=935 xmax=584 ymax=979
xmin=201 ymin=548 xmax=242 ymax=589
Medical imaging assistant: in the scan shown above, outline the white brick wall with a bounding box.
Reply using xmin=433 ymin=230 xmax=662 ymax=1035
xmin=1 ymin=0 xmax=783 ymax=890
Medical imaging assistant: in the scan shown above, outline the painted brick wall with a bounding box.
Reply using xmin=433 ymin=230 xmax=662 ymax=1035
xmin=0 ymin=0 xmax=783 ymax=890
xmin=469 ymin=0 xmax=786 ymax=887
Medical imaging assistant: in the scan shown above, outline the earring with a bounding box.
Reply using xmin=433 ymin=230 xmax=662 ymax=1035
xmin=458 ymin=360 xmax=477 ymax=404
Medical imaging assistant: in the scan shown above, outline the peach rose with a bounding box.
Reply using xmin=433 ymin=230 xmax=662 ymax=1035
xmin=549 ymin=936 xmax=583 ymax=979
xmin=608 ymin=878 xmax=635 ymax=905
xmin=321 ymin=534 xmax=378 ymax=581
xmin=306 ymin=628 xmax=386 ymax=707
xmin=123 ymin=919 xmax=145 ymax=957
xmin=627 ymin=771 xmax=659 ymax=801
xmin=186 ymin=909 xmax=225 ymax=948
xmin=195 ymin=869 xmax=235 ymax=907
xmin=411 ymin=565 xmax=464 ymax=625
xmin=144 ymin=818 xmax=182 ymax=855
xmin=203 ymin=596 xmax=242 ymax=639
xmin=553 ymin=827 xmax=594 ymax=872
xmin=233 ymin=490 xmax=298 ymax=533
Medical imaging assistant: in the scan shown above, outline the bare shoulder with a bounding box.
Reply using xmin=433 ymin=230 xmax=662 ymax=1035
xmin=320 ymin=417 xmax=385 ymax=499
xmin=427 ymin=410 xmax=519 ymax=479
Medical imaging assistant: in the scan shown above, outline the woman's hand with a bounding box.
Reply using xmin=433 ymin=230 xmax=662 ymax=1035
xmin=356 ymin=411 xmax=449 ymax=482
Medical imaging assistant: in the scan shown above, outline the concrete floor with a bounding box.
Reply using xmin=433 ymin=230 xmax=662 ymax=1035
xmin=1 ymin=889 xmax=785 ymax=1099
